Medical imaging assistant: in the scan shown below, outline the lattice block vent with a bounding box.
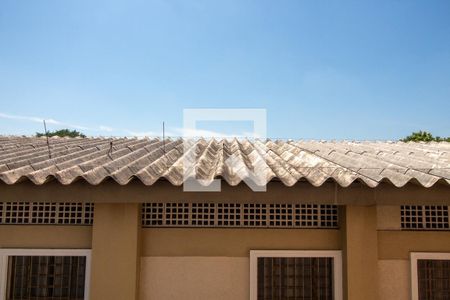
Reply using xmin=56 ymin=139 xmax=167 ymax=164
xmin=0 ymin=202 xmax=94 ymax=225
xmin=401 ymin=205 xmax=449 ymax=230
xmin=142 ymin=203 xmax=339 ymax=228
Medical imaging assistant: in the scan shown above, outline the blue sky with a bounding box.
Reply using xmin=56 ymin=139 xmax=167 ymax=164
xmin=0 ymin=0 xmax=449 ymax=139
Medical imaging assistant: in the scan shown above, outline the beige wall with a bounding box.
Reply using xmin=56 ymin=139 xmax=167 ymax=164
xmin=90 ymin=203 xmax=141 ymax=300
xmin=139 ymin=208 xmax=450 ymax=300
xmin=0 ymin=225 xmax=91 ymax=248
xmin=378 ymin=230 xmax=450 ymax=259
xmin=140 ymin=257 xmax=249 ymax=300
xmin=140 ymin=228 xmax=341 ymax=299
xmin=376 ymin=205 xmax=401 ymax=230
xmin=3 ymin=201 xmax=450 ymax=300
xmin=375 ymin=205 xmax=450 ymax=299
xmin=378 ymin=259 xmax=410 ymax=300
xmin=342 ymin=205 xmax=378 ymax=300
xmin=142 ymin=228 xmax=341 ymax=257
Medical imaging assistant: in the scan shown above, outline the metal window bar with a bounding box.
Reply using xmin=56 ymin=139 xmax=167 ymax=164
xmin=6 ymin=255 xmax=86 ymax=300
xmin=0 ymin=203 xmax=94 ymax=225
xmin=417 ymin=259 xmax=450 ymax=300
xmin=142 ymin=203 xmax=339 ymax=228
xmin=257 ymin=257 xmax=334 ymax=300
xmin=401 ymin=205 xmax=450 ymax=230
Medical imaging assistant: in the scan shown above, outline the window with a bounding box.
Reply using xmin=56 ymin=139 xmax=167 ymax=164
xmin=411 ymin=253 xmax=450 ymax=300
xmin=0 ymin=249 xmax=91 ymax=300
xmin=250 ymin=250 xmax=342 ymax=300
xmin=142 ymin=203 xmax=339 ymax=228
xmin=401 ymin=206 xmax=449 ymax=230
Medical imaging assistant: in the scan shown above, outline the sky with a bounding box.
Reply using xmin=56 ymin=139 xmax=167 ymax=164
xmin=0 ymin=0 xmax=449 ymax=140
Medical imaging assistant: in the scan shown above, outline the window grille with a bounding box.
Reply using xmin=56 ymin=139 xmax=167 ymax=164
xmin=250 ymin=250 xmax=342 ymax=300
xmin=142 ymin=203 xmax=339 ymax=228
xmin=417 ymin=259 xmax=450 ymax=299
xmin=257 ymin=257 xmax=334 ymax=299
xmin=7 ymin=256 xmax=86 ymax=300
xmin=401 ymin=205 xmax=449 ymax=230
xmin=0 ymin=203 xmax=94 ymax=225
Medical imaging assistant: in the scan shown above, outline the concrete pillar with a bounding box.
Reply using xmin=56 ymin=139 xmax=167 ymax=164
xmin=90 ymin=203 xmax=141 ymax=300
xmin=342 ymin=205 xmax=378 ymax=300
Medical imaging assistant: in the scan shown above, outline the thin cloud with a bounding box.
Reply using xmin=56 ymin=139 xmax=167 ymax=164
xmin=1 ymin=112 xmax=262 ymax=138
xmin=0 ymin=112 xmax=110 ymax=132
xmin=125 ymin=130 xmax=164 ymax=137
xmin=99 ymin=125 xmax=114 ymax=132
xmin=0 ymin=112 xmax=46 ymax=124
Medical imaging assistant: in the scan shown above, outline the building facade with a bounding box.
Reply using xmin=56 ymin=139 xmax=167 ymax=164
xmin=0 ymin=137 xmax=449 ymax=300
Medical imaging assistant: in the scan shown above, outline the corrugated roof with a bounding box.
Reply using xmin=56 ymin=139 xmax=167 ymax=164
xmin=0 ymin=136 xmax=449 ymax=188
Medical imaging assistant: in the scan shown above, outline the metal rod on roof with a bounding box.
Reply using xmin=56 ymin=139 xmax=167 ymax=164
xmin=108 ymin=140 xmax=113 ymax=159
xmin=43 ymin=120 xmax=52 ymax=159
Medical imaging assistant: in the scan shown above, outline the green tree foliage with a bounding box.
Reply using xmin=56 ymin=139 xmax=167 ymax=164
xmin=36 ymin=129 xmax=86 ymax=138
xmin=401 ymin=131 xmax=450 ymax=142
